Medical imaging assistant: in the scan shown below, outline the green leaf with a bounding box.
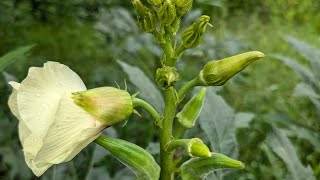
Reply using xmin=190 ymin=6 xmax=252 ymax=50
xmin=94 ymin=136 xmax=160 ymax=180
xmin=0 ymin=45 xmax=34 ymax=72
xmin=266 ymin=127 xmax=315 ymax=180
xmin=198 ymin=88 xmax=238 ymax=158
xmin=180 ymin=153 xmax=245 ymax=180
xmin=234 ymin=112 xmax=255 ymax=129
xmin=284 ymin=36 xmax=320 ymax=77
xmin=118 ymin=61 xmax=164 ymax=112
xmin=271 ymin=54 xmax=319 ymax=88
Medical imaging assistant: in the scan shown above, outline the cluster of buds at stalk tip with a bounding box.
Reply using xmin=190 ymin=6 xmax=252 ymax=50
xmin=132 ymin=0 xmax=157 ymax=33
xmin=176 ymin=88 xmax=206 ymax=128
xmin=155 ymin=66 xmax=179 ymax=89
xmin=147 ymin=0 xmax=164 ymax=6
xmin=198 ymin=51 xmax=265 ymax=86
xmin=181 ymin=15 xmax=211 ymax=49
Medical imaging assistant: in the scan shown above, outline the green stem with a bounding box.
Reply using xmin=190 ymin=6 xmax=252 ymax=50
xmin=174 ymin=44 xmax=186 ymax=58
xmin=177 ymin=76 xmax=201 ymax=102
xmin=165 ymin=139 xmax=189 ymax=152
xmin=160 ymin=87 xmax=177 ymax=180
xmin=173 ymin=122 xmax=186 ymax=139
xmin=162 ymin=26 xmax=175 ymax=67
xmin=132 ymin=98 xmax=162 ymax=127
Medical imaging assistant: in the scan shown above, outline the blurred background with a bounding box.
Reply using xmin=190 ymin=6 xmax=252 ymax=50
xmin=0 ymin=0 xmax=319 ymax=179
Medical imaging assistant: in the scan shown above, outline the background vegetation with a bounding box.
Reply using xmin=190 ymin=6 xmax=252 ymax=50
xmin=0 ymin=0 xmax=319 ymax=179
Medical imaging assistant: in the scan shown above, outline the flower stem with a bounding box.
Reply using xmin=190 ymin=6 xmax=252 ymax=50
xmin=132 ymin=98 xmax=162 ymax=127
xmin=177 ymin=76 xmax=201 ymax=102
xmin=160 ymin=87 xmax=176 ymax=180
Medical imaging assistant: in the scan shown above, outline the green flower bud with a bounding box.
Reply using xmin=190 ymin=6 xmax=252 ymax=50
xmin=181 ymin=15 xmax=210 ymax=49
xmin=133 ymin=0 xmax=157 ymax=33
xmin=199 ymin=51 xmax=265 ymax=86
xmin=174 ymin=0 xmax=193 ymax=17
xmin=188 ymin=138 xmax=211 ymax=158
xmin=157 ymin=0 xmax=176 ymax=26
xmin=165 ymin=138 xmax=211 ymax=158
xmin=148 ymin=0 xmax=164 ymax=6
xmin=171 ymin=18 xmax=181 ymax=34
xmin=155 ymin=66 xmax=179 ymax=89
xmin=176 ymin=88 xmax=206 ymax=128
xmin=72 ymin=87 xmax=133 ymax=126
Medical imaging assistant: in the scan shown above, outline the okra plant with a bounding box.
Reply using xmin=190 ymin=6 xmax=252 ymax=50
xmin=7 ymin=0 xmax=265 ymax=179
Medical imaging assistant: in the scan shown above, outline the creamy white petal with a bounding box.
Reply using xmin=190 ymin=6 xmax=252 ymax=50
xmin=24 ymin=93 xmax=103 ymax=176
xmin=8 ymin=81 xmax=20 ymax=120
xmin=17 ymin=62 xmax=87 ymax=137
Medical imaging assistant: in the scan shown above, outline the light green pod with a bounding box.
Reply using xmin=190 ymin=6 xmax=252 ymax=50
xmin=199 ymin=51 xmax=265 ymax=86
xmin=176 ymin=88 xmax=206 ymax=128
xmin=180 ymin=152 xmax=245 ymax=180
xmin=72 ymin=87 xmax=133 ymax=126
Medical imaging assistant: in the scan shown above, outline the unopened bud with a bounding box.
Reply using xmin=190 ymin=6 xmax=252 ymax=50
xmin=72 ymin=87 xmax=133 ymax=126
xmin=176 ymin=88 xmax=206 ymax=128
xmin=133 ymin=0 xmax=157 ymax=33
xmin=157 ymin=0 xmax=176 ymax=25
xmin=171 ymin=18 xmax=181 ymax=34
xmin=174 ymin=0 xmax=193 ymax=17
xmin=156 ymin=66 xmax=179 ymax=89
xmin=181 ymin=15 xmax=210 ymax=49
xmin=199 ymin=51 xmax=265 ymax=86
xmin=188 ymin=138 xmax=211 ymax=158
xmin=148 ymin=0 xmax=164 ymax=6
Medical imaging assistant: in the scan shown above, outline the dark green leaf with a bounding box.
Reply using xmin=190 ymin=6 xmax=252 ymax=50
xmin=0 ymin=45 xmax=34 ymax=72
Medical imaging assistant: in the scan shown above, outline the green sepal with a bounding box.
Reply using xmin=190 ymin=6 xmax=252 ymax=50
xmin=174 ymin=0 xmax=193 ymax=17
xmin=180 ymin=153 xmax=245 ymax=180
xmin=176 ymin=88 xmax=206 ymax=128
xmin=95 ymin=136 xmax=160 ymax=180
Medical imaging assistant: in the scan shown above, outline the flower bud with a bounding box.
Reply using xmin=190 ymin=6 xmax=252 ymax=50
xmin=133 ymin=0 xmax=157 ymax=33
xmin=157 ymin=0 xmax=176 ymax=26
xmin=199 ymin=51 xmax=265 ymax=86
xmin=148 ymin=0 xmax=164 ymax=6
xmin=171 ymin=18 xmax=181 ymax=34
xmin=176 ymin=88 xmax=206 ymax=128
xmin=181 ymin=15 xmax=210 ymax=49
xmin=72 ymin=87 xmax=133 ymax=126
xmin=174 ymin=0 xmax=193 ymax=17
xmin=188 ymin=138 xmax=211 ymax=158
xmin=155 ymin=66 xmax=179 ymax=89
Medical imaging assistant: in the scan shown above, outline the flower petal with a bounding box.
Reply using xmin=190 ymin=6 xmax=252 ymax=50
xmin=25 ymin=93 xmax=103 ymax=176
xmin=17 ymin=61 xmax=87 ymax=137
xmin=8 ymin=81 xmax=21 ymax=119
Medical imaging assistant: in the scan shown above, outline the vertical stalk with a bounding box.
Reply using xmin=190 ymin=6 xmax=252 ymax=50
xmin=160 ymin=87 xmax=176 ymax=180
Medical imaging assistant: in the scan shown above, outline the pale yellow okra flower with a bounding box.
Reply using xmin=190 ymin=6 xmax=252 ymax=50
xmin=8 ymin=62 xmax=133 ymax=176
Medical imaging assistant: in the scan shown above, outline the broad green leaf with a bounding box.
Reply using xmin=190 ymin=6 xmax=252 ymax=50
xmin=199 ymin=88 xmax=238 ymax=158
xmin=284 ymin=36 xmax=320 ymax=77
xmin=266 ymin=127 xmax=315 ymax=180
xmin=118 ymin=61 xmax=164 ymax=112
xmin=271 ymin=54 xmax=318 ymax=88
xmin=180 ymin=153 xmax=245 ymax=180
xmin=283 ymin=126 xmax=320 ymax=153
xmin=94 ymin=136 xmax=160 ymax=180
xmin=234 ymin=112 xmax=255 ymax=129
xmin=293 ymin=83 xmax=319 ymax=98
xmin=0 ymin=45 xmax=34 ymax=72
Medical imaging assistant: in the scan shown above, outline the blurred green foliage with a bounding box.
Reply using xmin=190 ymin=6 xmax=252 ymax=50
xmin=0 ymin=0 xmax=319 ymax=179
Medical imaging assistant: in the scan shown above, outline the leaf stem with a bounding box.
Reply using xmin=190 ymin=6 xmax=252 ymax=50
xmin=133 ymin=98 xmax=162 ymax=127
xmin=177 ymin=76 xmax=201 ymax=102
